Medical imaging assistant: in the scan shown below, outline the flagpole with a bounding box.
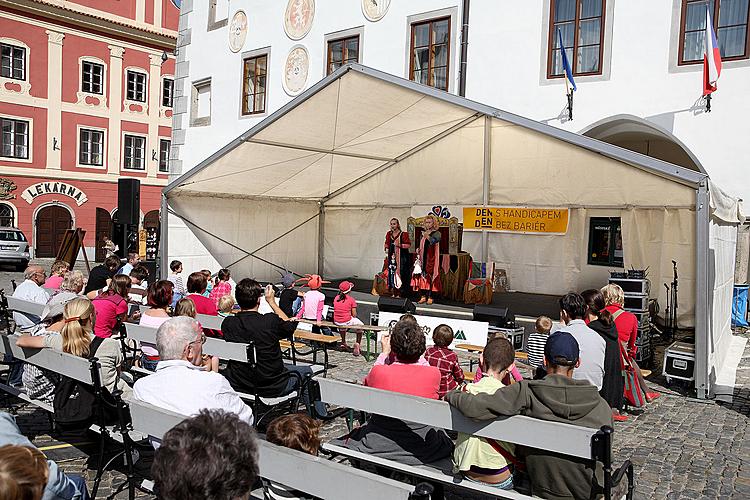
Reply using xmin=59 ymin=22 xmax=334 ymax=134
xmin=564 ymin=75 xmax=573 ymax=120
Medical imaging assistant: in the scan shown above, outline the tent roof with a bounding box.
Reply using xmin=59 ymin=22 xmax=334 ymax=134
xmin=165 ymin=64 xmax=707 ymax=201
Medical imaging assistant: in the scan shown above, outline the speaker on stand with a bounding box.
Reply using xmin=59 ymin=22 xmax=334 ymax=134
xmin=472 ymin=304 xmax=515 ymax=328
xmin=116 ymin=179 xmax=140 ymax=259
xmin=377 ymin=296 xmax=417 ymax=314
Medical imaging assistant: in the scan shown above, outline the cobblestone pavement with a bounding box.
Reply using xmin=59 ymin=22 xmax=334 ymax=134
xmin=1 ymin=261 xmax=748 ymax=499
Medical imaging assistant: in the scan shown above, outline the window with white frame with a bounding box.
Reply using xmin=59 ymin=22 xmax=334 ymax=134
xmin=162 ymin=78 xmax=174 ymax=107
xmin=123 ymin=134 xmax=146 ymax=170
xmin=190 ymin=78 xmax=211 ymax=127
xmin=81 ymin=61 xmax=104 ymax=94
xmin=0 ymin=118 xmax=29 ymax=159
xmin=126 ymin=70 xmax=147 ymax=102
xmin=159 ymin=139 xmax=170 ymax=172
xmin=79 ymin=128 xmax=104 ymax=166
xmin=0 ymin=43 xmax=25 ymax=80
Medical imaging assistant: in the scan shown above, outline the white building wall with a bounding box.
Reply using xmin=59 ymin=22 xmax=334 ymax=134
xmin=170 ymin=0 xmax=750 ymax=274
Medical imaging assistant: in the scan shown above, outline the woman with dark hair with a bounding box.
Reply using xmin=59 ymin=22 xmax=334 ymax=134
xmin=209 ymin=268 xmax=232 ymax=307
xmin=186 ymin=271 xmax=218 ymax=316
xmin=336 ymin=319 xmax=453 ymax=465
xmin=138 ymin=280 xmax=174 ymax=371
xmin=91 ymin=274 xmax=131 ymax=338
xmin=581 ymin=289 xmax=627 ymax=422
xmin=384 ymin=218 xmax=411 ymax=297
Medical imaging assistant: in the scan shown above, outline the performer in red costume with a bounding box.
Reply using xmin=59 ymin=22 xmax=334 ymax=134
xmin=412 ymin=214 xmax=442 ymax=305
xmin=384 ymin=218 xmax=411 ymax=297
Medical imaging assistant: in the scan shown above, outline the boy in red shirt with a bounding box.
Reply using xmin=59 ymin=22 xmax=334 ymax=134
xmin=424 ymin=324 xmax=464 ymax=398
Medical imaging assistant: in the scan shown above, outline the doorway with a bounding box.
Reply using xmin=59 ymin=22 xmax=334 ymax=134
xmin=95 ymin=207 xmax=113 ymax=262
xmin=35 ymin=205 xmax=72 ymax=257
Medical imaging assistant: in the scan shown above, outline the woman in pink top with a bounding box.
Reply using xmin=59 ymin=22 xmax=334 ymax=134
xmin=185 ymin=271 xmax=218 ymax=315
xmin=337 ymin=318 xmax=453 ymax=465
xmin=91 ymin=274 xmax=130 ymax=338
xmin=333 ymin=281 xmax=364 ymax=356
xmin=208 ymin=268 xmax=232 ymax=307
xmin=44 ymin=260 xmax=69 ymax=290
xmin=138 ymin=280 xmax=173 ymax=371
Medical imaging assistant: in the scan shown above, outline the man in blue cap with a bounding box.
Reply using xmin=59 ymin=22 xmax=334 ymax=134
xmin=446 ymin=332 xmax=613 ymax=499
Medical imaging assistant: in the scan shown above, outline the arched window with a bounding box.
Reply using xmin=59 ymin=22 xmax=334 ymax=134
xmin=0 ymin=203 xmax=15 ymax=227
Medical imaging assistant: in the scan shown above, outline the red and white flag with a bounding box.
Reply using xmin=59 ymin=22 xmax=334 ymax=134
xmin=703 ymin=5 xmax=722 ymax=96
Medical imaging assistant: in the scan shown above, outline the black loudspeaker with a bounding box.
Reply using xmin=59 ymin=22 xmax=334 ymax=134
xmin=117 ymin=178 xmax=140 ymax=225
xmin=378 ymin=296 xmax=416 ymax=314
xmin=473 ymin=304 xmax=515 ymax=328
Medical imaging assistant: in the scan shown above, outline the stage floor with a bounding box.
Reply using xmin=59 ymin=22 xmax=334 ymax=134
xmin=321 ymin=277 xmax=561 ymax=322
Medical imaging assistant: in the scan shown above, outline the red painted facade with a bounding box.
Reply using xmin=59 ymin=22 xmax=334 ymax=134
xmin=0 ymin=0 xmax=178 ymax=259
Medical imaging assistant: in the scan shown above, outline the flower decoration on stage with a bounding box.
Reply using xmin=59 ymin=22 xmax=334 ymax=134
xmin=430 ymin=206 xmax=451 ymax=219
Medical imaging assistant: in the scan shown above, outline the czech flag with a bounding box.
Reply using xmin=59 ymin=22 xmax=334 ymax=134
xmin=558 ymin=28 xmax=577 ymax=91
xmin=703 ymin=5 xmax=722 ymax=96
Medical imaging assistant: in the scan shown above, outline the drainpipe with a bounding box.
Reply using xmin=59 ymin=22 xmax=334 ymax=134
xmin=458 ymin=0 xmax=470 ymax=96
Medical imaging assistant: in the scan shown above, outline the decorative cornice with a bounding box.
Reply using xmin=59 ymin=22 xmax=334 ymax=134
xmin=108 ymin=45 xmax=125 ymax=58
xmin=45 ymin=29 xmax=64 ymax=44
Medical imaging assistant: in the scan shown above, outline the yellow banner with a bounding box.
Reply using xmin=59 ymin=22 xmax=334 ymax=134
xmin=463 ymin=207 xmax=569 ymax=234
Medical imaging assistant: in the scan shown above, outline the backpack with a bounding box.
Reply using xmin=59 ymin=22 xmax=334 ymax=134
xmin=53 ymin=336 xmax=110 ymax=427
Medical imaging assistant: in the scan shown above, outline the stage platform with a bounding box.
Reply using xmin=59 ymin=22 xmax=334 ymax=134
xmin=320 ymin=277 xmax=560 ymax=330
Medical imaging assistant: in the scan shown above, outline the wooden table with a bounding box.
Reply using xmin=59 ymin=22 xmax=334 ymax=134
xmin=278 ymin=330 xmax=341 ymax=375
xmin=454 ymin=343 xmax=529 ymax=371
xmin=297 ymin=319 xmax=388 ymax=362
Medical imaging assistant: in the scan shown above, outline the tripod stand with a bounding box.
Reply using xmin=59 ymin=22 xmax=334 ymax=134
xmin=663 ymin=260 xmax=678 ymax=340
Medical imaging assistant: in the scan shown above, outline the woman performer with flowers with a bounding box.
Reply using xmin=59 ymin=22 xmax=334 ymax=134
xmin=412 ymin=214 xmax=442 ymax=305
xmin=384 ymin=218 xmax=411 ymax=297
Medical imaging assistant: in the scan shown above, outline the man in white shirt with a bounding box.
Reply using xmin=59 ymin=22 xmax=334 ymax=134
xmin=133 ymin=317 xmax=253 ymax=425
xmin=117 ymin=252 xmax=140 ymax=276
xmin=558 ymin=292 xmax=605 ymax=390
xmin=12 ymin=264 xmax=49 ymax=331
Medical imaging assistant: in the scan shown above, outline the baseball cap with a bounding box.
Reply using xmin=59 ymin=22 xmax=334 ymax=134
xmin=280 ymin=272 xmax=295 ymax=288
xmin=544 ymin=331 xmax=580 ymax=366
xmin=338 ymin=281 xmax=354 ymax=293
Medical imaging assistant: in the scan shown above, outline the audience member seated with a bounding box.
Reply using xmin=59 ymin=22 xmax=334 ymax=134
xmin=217 ymin=295 xmax=235 ymax=317
xmin=332 ymin=280 xmax=364 ymax=356
xmin=0 ymin=412 xmax=90 ymax=500
xmin=58 ymin=270 xmax=85 ymax=296
xmin=44 ymin=260 xmax=69 ymax=290
xmin=21 ymin=292 xmax=78 ymax=404
xmin=16 ymin=297 xmax=132 ymax=401
xmin=335 ymin=319 xmax=453 ymax=466
xmin=138 ymin=280 xmax=175 ymax=371
xmin=186 ymin=272 xmax=218 ymax=316
xmin=374 ymin=314 xmax=429 ymax=367
xmin=117 ymin=252 xmax=140 ymax=276
xmin=7 ymin=265 xmax=48 ymax=387
xmin=127 ymin=265 xmax=149 ymax=304
xmin=133 ymin=317 xmax=252 ymax=423
xmin=264 ymin=414 xmax=323 ymax=500
xmin=278 ymin=272 xmax=301 ymax=317
xmin=582 ymin=289 xmax=627 ymax=422
xmin=200 ymin=269 xmax=213 ymax=296
xmin=295 ymin=275 xmax=328 ymax=333
xmin=453 ymin=338 xmax=517 ymax=490
xmin=90 ymin=274 xmax=131 ymax=338
xmin=166 ymin=260 xmax=186 ymax=297
xmin=209 ymin=268 xmax=232 ymax=307
xmin=527 ymin=316 xmax=552 ymax=379
xmin=221 ymin=279 xmax=327 ymax=417
xmin=83 ymin=255 xmax=120 ymax=294
xmin=425 ymin=324 xmax=464 ymax=399
xmin=151 ymin=409 xmax=258 ymax=500
xmin=446 ymin=332 xmax=613 ymax=499
xmin=601 ymin=283 xmax=659 ymax=403
xmin=558 ymin=292 xmax=605 ymax=390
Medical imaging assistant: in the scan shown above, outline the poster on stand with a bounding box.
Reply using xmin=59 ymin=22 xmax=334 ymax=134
xmin=376 ymin=311 xmax=488 ymax=349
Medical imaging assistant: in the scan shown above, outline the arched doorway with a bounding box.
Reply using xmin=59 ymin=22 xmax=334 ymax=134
xmin=35 ymin=205 xmax=72 ymax=257
xmin=95 ymin=207 xmax=113 ymax=262
xmin=143 ymin=210 xmax=159 ymax=229
xmin=581 ymin=115 xmax=705 ymax=173
xmin=0 ymin=203 xmax=15 ymax=227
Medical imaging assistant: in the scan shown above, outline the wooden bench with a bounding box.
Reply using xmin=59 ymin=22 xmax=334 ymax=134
xmin=293 ymin=329 xmax=340 ymax=374
xmin=128 ymin=399 xmax=428 ymax=500
xmin=315 ymin=378 xmax=634 ymax=500
xmin=0 ymin=333 xmax=139 ymax=499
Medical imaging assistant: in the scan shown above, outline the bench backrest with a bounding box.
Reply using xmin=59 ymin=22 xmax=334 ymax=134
xmin=316 ymin=378 xmax=598 ymax=460
xmin=128 ymin=399 xmax=418 ymax=500
xmin=0 ymin=334 xmax=95 ymax=385
xmin=123 ymin=323 xmax=255 ymax=364
xmin=6 ymin=296 xmax=46 ymax=317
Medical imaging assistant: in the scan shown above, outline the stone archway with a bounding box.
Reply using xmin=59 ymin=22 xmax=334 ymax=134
xmin=581 ymin=115 xmax=705 ymax=173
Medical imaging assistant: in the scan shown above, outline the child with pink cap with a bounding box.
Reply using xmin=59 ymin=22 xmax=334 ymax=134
xmin=296 ymin=274 xmax=329 ymax=333
xmin=333 ymin=281 xmax=365 ymax=356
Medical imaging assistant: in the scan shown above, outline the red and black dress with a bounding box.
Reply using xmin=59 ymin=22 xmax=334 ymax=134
xmin=384 ymin=230 xmax=411 ymax=295
xmin=412 ymin=230 xmax=441 ymax=294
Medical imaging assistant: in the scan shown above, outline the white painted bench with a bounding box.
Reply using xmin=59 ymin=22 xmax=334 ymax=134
xmin=315 ymin=378 xmax=634 ymax=500
xmin=128 ymin=399 xmax=428 ymax=500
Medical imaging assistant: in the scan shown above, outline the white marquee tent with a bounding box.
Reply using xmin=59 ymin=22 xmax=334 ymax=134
xmin=163 ymin=64 xmax=743 ymax=398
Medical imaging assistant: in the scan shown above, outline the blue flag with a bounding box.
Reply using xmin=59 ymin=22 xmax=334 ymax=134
xmin=558 ymin=28 xmax=577 ymax=92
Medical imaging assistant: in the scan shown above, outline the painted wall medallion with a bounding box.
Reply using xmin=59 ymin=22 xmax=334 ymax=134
xmin=283 ymin=45 xmax=309 ymax=96
xmin=229 ymin=10 xmax=248 ymax=53
xmin=284 ymin=0 xmax=315 ymax=40
xmin=362 ymin=0 xmax=391 ymax=22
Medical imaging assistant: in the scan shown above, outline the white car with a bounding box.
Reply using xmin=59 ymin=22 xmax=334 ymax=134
xmin=0 ymin=228 xmax=30 ymax=270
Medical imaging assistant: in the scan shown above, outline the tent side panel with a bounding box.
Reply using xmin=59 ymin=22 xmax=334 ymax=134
xmin=168 ymin=194 xmax=320 ymax=281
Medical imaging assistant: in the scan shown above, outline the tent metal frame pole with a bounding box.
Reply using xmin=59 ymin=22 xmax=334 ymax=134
xmin=159 ymin=193 xmax=168 ymax=280
xmin=694 ymin=181 xmax=710 ymax=399
xmin=317 ymin=203 xmax=325 ymax=276
xmin=322 ymin=113 xmax=483 ymax=204
xmin=481 ymin=115 xmax=491 ymax=263
xmin=243 ymin=138 xmax=395 ymax=163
